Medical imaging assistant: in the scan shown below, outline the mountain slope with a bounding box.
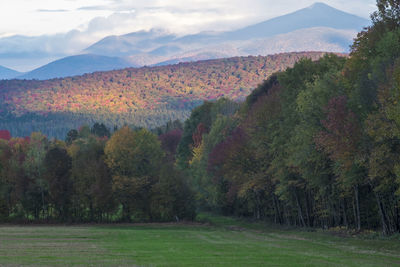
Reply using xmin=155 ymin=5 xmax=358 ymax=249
xmin=85 ymin=29 xmax=179 ymax=57
xmin=155 ymin=27 xmax=355 ymax=66
xmin=18 ymin=54 xmax=136 ymax=80
xmin=0 ymin=65 xmax=21 ymax=80
xmin=223 ymin=2 xmax=369 ymax=40
xmin=0 ymin=52 xmax=334 ymax=138
xmin=239 ymin=27 xmax=357 ymax=55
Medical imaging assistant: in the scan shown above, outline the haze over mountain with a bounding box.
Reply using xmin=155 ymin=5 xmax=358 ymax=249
xmin=0 ymin=65 xmax=21 ymax=80
xmin=86 ymin=2 xmax=369 ymax=66
xmin=18 ymin=54 xmax=136 ymax=80
xmin=222 ymin=2 xmax=368 ymax=40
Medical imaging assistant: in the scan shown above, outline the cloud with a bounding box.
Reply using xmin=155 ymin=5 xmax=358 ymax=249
xmin=77 ymin=0 xmax=160 ymax=12
xmin=78 ymin=6 xmax=109 ymax=11
xmin=0 ymin=28 xmax=104 ymax=71
xmin=37 ymin=9 xmax=70 ymax=13
xmin=77 ymin=0 xmax=377 ymax=38
xmin=79 ymin=4 xmax=252 ymax=37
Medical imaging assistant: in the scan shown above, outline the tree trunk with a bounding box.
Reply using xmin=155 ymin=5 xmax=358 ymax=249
xmin=295 ymin=191 xmax=306 ymax=227
xmin=122 ymin=204 xmax=130 ymax=222
xmin=89 ymin=200 xmax=94 ymax=222
xmin=331 ymin=203 xmax=340 ymax=227
xmin=324 ymin=200 xmax=329 ymax=229
xmin=342 ymin=199 xmax=348 ymax=228
xmin=41 ymin=187 xmax=46 ymax=219
xmin=273 ymin=195 xmax=282 ymax=224
xmin=354 ymin=185 xmax=361 ymax=231
xmin=304 ymin=191 xmax=311 ymax=227
xmin=374 ymin=192 xmax=390 ymax=235
xmin=395 ymin=200 xmax=400 ymax=232
xmin=283 ymin=205 xmax=290 ymax=226
xmin=255 ymin=191 xmax=261 ymax=220
xmin=389 ymin=195 xmax=399 ymax=233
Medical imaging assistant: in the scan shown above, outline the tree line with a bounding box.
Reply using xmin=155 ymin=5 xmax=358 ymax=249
xmin=0 ymin=123 xmax=194 ymax=222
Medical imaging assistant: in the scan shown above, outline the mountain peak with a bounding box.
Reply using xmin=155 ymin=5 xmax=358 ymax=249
xmin=224 ymin=1 xmax=369 ymax=41
xmin=306 ymin=2 xmax=345 ymax=13
xmin=308 ymin=2 xmax=331 ymax=9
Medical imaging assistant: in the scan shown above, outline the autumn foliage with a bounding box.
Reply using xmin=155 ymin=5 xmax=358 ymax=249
xmin=0 ymin=52 xmax=332 ymax=138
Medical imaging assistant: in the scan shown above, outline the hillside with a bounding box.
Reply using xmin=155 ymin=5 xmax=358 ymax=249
xmin=85 ymin=29 xmax=179 ymax=58
xmin=0 ymin=65 xmax=21 ymax=80
xmin=18 ymin=54 xmax=136 ymax=80
xmin=0 ymin=52 xmax=331 ymax=138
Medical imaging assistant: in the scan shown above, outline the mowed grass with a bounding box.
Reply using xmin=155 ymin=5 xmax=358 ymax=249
xmin=1 ymin=215 xmax=400 ymax=266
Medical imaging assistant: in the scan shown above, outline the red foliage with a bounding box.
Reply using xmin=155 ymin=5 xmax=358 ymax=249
xmin=207 ymin=127 xmax=247 ymax=178
xmin=0 ymin=130 xmax=11 ymax=140
xmin=8 ymin=137 xmax=30 ymax=164
xmin=159 ymin=129 xmax=183 ymax=157
xmin=0 ymin=52 xmax=330 ymax=117
xmin=315 ymin=96 xmax=361 ymax=168
xmin=192 ymin=123 xmax=208 ymax=147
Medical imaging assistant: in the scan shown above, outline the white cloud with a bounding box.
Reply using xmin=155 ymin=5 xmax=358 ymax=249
xmin=0 ymin=0 xmax=113 ymax=36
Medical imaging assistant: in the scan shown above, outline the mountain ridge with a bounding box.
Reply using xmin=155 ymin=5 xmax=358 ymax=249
xmin=18 ymin=54 xmax=137 ymax=80
xmin=0 ymin=65 xmax=21 ymax=80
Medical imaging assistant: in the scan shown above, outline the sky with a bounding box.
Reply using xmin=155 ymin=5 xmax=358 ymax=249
xmin=0 ymin=0 xmax=377 ymax=71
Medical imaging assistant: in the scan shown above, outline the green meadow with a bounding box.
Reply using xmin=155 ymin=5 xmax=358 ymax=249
xmin=1 ymin=215 xmax=399 ymax=266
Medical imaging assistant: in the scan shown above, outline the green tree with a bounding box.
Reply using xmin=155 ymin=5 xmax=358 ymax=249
xmin=176 ymin=102 xmax=213 ymax=168
xmin=44 ymin=145 xmax=72 ymax=221
xmin=104 ymin=127 xmax=164 ymax=221
xmin=65 ymin=129 xmax=78 ymax=145
xmin=23 ymin=132 xmax=49 ymax=219
xmin=69 ymin=135 xmax=114 ymax=221
xmin=150 ymin=164 xmax=195 ymax=221
xmin=91 ymin=122 xmax=111 ymax=138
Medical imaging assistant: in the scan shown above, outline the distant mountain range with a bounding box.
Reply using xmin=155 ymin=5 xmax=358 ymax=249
xmin=0 ymin=65 xmax=21 ymax=79
xmin=18 ymin=54 xmax=136 ymax=80
xmin=86 ymin=2 xmax=368 ymax=65
xmin=0 ymin=2 xmax=369 ymax=80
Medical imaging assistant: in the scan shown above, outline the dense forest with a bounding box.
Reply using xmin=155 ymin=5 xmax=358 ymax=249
xmin=0 ymin=0 xmax=399 ymax=235
xmin=0 ymin=52 xmax=332 ymax=138
xmin=174 ymin=1 xmax=400 ymax=234
xmin=0 ymin=123 xmax=195 ymax=222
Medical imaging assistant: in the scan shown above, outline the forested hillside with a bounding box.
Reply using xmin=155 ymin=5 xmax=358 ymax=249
xmin=0 ymin=52 xmax=329 ymax=138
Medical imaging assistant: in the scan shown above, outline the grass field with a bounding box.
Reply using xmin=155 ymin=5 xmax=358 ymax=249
xmin=1 ymin=214 xmax=400 ymax=266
